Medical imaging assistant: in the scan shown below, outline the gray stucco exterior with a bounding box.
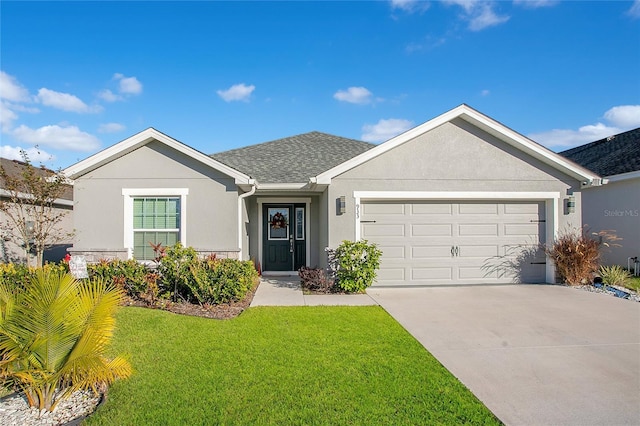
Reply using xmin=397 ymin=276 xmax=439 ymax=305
xmin=581 ymin=176 xmax=640 ymax=267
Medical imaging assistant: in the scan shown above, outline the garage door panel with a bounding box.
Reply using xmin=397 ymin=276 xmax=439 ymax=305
xmin=504 ymin=203 xmax=542 ymax=214
xmin=377 ymin=268 xmax=405 ymax=281
xmin=459 ymin=203 xmax=499 ymax=215
xmin=504 ymin=223 xmax=541 ymax=236
xmin=412 ymin=224 xmax=452 ymax=236
xmin=458 ymin=223 xmax=499 ymax=236
xmin=411 ymin=267 xmax=452 ymax=281
xmin=378 ymin=245 xmax=405 ymax=259
xmin=412 ymin=245 xmax=453 ymax=259
xmin=459 ymin=266 xmax=497 ymax=279
xmin=411 ymin=203 xmax=452 ymax=215
xmin=362 ymin=224 xmax=405 ymax=237
xmin=459 ymin=245 xmax=499 ymax=258
xmin=362 ymin=203 xmax=405 ymax=215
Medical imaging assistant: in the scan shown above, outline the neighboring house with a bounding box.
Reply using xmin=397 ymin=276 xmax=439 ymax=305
xmin=0 ymin=158 xmax=74 ymax=264
xmin=63 ymin=105 xmax=602 ymax=286
xmin=561 ymin=128 xmax=640 ymax=268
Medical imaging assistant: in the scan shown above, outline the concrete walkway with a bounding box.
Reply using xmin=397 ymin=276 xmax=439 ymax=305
xmin=250 ymin=276 xmax=378 ymax=307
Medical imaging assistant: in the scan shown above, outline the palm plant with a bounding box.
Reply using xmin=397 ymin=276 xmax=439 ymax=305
xmin=0 ymin=269 xmax=131 ymax=412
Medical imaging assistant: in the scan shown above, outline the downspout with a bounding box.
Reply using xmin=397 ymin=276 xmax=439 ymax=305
xmin=237 ymin=179 xmax=256 ymax=260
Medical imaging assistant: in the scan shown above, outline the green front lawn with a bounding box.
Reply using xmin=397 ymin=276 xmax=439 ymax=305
xmin=87 ymin=306 xmax=500 ymax=425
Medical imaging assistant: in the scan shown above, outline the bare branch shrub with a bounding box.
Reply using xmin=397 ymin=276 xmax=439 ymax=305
xmin=544 ymin=227 xmax=620 ymax=286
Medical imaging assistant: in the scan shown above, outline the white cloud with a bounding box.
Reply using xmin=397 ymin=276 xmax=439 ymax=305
xmin=468 ymin=3 xmax=510 ymax=31
xmin=114 ymin=73 xmax=143 ymax=95
xmin=0 ymin=101 xmax=19 ymax=132
xmin=513 ymin=0 xmax=559 ymax=9
xmin=362 ymin=118 xmax=414 ymax=143
xmin=528 ymin=104 xmax=640 ymax=150
xmin=334 ymin=87 xmax=374 ymax=105
xmin=604 ymin=105 xmax=640 ymax=127
xmin=98 ymin=89 xmax=123 ymax=103
xmin=217 ymin=83 xmax=255 ymax=102
xmin=98 ymin=122 xmax=126 ymax=133
xmin=12 ymin=124 xmax=101 ymax=152
xmin=1 ymin=145 xmax=55 ymax=163
xmin=36 ymin=88 xmax=102 ymax=113
xmin=444 ymin=1 xmax=509 ymax=31
xmin=390 ymin=0 xmax=430 ymax=13
xmin=0 ymin=71 xmax=31 ymax=102
xmin=628 ymin=0 xmax=640 ymax=18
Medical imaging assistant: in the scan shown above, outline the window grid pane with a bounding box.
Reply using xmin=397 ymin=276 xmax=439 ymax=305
xmin=132 ymin=197 xmax=181 ymax=260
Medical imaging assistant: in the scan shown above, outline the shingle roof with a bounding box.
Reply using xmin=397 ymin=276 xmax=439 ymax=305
xmin=560 ymin=128 xmax=640 ymax=177
xmin=211 ymin=131 xmax=376 ymax=183
xmin=0 ymin=158 xmax=73 ymax=201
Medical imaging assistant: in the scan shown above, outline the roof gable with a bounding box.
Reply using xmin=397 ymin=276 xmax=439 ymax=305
xmin=560 ymin=128 xmax=640 ymax=178
xmin=63 ymin=128 xmax=251 ymax=184
xmin=313 ymin=104 xmax=602 ymax=185
xmin=211 ymin=131 xmax=375 ymax=183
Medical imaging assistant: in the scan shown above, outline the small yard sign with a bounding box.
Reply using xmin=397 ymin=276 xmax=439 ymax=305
xmin=69 ymin=255 xmax=89 ymax=279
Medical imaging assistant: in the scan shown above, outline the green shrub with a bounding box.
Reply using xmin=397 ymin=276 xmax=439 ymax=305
xmin=0 ymin=262 xmax=67 ymax=293
xmin=334 ymin=240 xmax=382 ymax=293
xmin=188 ymin=258 xmax=258 ymax=305
xmin=544 ymin=227 xmax=619 ymax=286
xmin=157 ymin=242 xmax=199 ymax=300
xmin=599 ymin=265 xmax=632 ymax=287
xmin=0 ymin=263 xmax=31 ymax=293
xmin=88 ymin=259 xmax=152 ymax=299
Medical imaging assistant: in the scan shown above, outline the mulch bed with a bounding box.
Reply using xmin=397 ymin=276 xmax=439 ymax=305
xmin=121 ymin=282 xmax=258 ymax=320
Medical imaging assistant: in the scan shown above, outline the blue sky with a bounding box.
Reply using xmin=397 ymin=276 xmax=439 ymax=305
xmin=1 ymin=0 xmax=639 ymax=170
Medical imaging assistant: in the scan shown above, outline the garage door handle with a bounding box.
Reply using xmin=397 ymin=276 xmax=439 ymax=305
xmin=451 ymin=246 xmax=455 ymax=257
xmin=451 ymin=246 xmax=460 ymax=257
xmin=360 ymin=220 xmax=376 ymax=223
xmin=455 ymin=246 xmax=460 ymax=257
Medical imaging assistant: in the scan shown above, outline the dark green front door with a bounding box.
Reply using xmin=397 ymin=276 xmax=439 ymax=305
xmin=263 ymin=204 xmax=306 ymax=271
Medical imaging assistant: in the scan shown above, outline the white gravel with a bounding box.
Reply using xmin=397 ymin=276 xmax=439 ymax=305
xmin=0 ymin=390 xmax=102 ymax=426
xmin=574 ymin=283 xmax=640 ymax=302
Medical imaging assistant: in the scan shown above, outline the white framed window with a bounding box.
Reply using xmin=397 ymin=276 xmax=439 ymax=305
xmin=123 ymin=188 xmax=188 ymax=260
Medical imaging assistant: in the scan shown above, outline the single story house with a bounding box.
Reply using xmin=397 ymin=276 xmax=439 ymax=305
xmin=0 ymin=158 xmax=74 ymax=264
xmin=561 ymin=128 xmax=640 ymax=269
xmin=63 ymin=104 xmax=602 ymax=286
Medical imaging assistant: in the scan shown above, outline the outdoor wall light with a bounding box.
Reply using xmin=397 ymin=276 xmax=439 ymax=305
xmin=339 ymin=196 xmax=346 ymax=214
xmin=566 ymin=196 xmax=576 ymax=214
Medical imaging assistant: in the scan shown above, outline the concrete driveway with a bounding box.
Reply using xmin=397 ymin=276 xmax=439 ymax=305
xmin=367 ymin=285 xmax=640 ymax=426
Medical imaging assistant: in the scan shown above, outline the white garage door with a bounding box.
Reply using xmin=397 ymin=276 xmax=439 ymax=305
xmin=361 ymin=200 xmax=546 ymax=286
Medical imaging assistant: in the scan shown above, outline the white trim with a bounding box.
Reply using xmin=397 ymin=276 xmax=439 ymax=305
xmin=604 ymin=170 xmax=640 ymax=183
xmin=353 ymin=191 xmax=560 ymax=200
xmin=256 ymin=183 xmax=311 ymax=190
xmin=122 ymin=188 xmax=188 ymax=259
xmin=237 ymin=181 xmax=256 ymax=260
xmin=257 ymin=198 xmax=312 ymax=271
xmin=315 ymin=104 xmax=600 ymax=185
xmin=354 ymin=191 xmax=560 ymax=284
xmin=0 ymin=189 xmax=73 ymax=207
xmin=257 ymin=197 xmax=312 ymax=204
xmin=122 ymin=188 xmax=189 ymax=197
xmin=64 ymin=128 xmax=251 ymax=183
